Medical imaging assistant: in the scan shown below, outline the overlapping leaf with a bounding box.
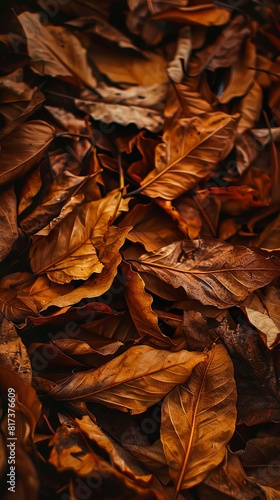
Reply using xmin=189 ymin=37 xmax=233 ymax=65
xmin=137 ymin=112 xmax=238 ymax=200
xmin=130 ymin=239 xmax=280 ymax=308
xmin=47 ymin=345 xmax=206 ymax=413
xmin=160 ymin=344 xmax=237 ymax=492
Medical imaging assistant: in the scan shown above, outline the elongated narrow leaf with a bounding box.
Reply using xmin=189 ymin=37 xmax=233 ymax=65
xmin=30 ymin=190 xmax=129 ymax=284
xmin=130 ymin=239 xmax=280 ymax=308
xmin=161 ymin=344 xmax=237 ymax=492
xmin=0 ymin=120 xmax=54 ymax=186
xmin=47 ymin=345 xmax=206 ymax=413
xmin=122 ymin=262 xmax=173 ymax=347
xmin=139 ymin=113 xmax=238 ymax=200
xmin=0 ymin=185 xmax=18 ymax=261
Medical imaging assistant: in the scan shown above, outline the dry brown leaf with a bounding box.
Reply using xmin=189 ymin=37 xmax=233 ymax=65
xmin=167 ymin=26 xmax=191 ymax=83
xmin=0 ymin=120 xmax=54 ymax=186
xmin=47 ymin=345 xmax=206 ymax=413
xmin=219 ymin=39 xmax=256 ymax=103
xmin=153 ymin=5 xmax=231 ymax=26
xmin=161 ymin=344 xmax=237 ymax=492
xmin=0 ymin=313 xmax=31 ymax=383
xmin=0 ymin=185 xmax=18 ymax=262
xmin=242 ymin=285 xmax=280 ymax=348
xmin=40 ymin=225 xmax=131 ymax=309
xmin=0 ymin=288 xmax=38 ymax=324
xmin=76 ymin=415 xmax=152 ymax=481
xmin=122 ymin=262 xmax=173 ymax=347
xmin=137 ymin=112 xmax=238 ymax=200
xmin=19 ymin=11 xmax=97 ymax=88
xmin=20 ymin=170 xmax=94 ymax=235
xmin=29 ymin=189 xmax=130 ymax=283
xmin=198 ymin=449 xmax=274 ymax=500
xmin=48 ymin=423 xmax=164 ymax=499
xmin=130 ymin=239 xmax=280 ymax=308
xmin=76 ymin=83 xmax=167 ymax=132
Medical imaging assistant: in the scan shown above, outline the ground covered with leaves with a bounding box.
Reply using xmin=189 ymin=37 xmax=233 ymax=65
xmin=0 ymin=0 xmax=280 ymax=499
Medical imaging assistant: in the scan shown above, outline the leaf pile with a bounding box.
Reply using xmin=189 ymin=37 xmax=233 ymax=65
xmin=0 ymin=1 xmax=280 ymax=499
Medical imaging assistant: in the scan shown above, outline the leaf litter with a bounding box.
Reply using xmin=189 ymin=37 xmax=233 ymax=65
xmin=0 ymin=1 xmax=280 ymax=499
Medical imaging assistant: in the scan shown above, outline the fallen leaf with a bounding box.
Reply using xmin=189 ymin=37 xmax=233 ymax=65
xmin=0 ymin=185 xmax=18 ymax=262
xmin=29 ymin=189 xmax=129 ymax=283
xmin=130 ymin=239 xmax=280 ymax=308
xmin=0 ymin=120 xmax=55 ymax=186
xmin=40 ymin=225 xmax=131 ymax=309
xmin=76 ymin=83 xmax=167 ymax=133
xmin=19 ymin=11 xmax=97 ymax=88
xmin=122 ymin=262 xmax=173 ymax=347
xmin=161 ymin=344 xmax=237 ymax=492
xmin=47 ymin=345 xmax=206 ymax=413
xmin=137 ymin=112 xmax=238 ymax=200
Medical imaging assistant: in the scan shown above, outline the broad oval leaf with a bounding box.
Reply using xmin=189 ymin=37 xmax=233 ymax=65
xmin=47 ymin=345 xmax=206 ymax=413
xmin=160 ymin=344 xmax=237 ymax=492
xmin=20 ymin=11 xmax=97 ymax=88
xmin=0 ymin=120 xmax=55 ymax=186
xmin=130 ymin=239 xmax=280 ymax=308
xmin=138 ymin=112 xmax=238 ymax=200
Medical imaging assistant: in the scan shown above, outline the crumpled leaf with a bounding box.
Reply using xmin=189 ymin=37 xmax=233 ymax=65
xmin=48 ymin=423 xmax=164 ymax=499
xmin=29 ymin=189 xmax=130 ymax=283
xmin=0 ymin=313 xmax=31 ymax=383
xmin=138 ymin=112 xmax=238 ymax=200
xmin=40 ymin=225 xmax=131 ymax=309
xmin=47 ymin=345 xmax=206 ymax=413
xmin=167 ymin=26 xmax=191 ymax=83
xmin=122 ymin=261 xmax=173 ymax=347
xmin=130 ymin=239 xmax=280 ymax=308
xmin=242 ymin=285 xmax=280 ymax=348
xmin=189 ymin=15 xmax=251 ymax=76
xmin=76 ymin=83 xmax=167 ymax=132
xmin=161 ymin=344 xmax=237 ymax=492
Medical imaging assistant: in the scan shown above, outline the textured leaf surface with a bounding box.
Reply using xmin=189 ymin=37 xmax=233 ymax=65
xmin=131 ymin=239 xmax=280 ymax=308
xmin=47 ymin=345 xmax=206 ymax=413
xmin=161 ymin=344 xmax=237 ymax=492
xmin=139 ymin=113 xmax=238 ymax=200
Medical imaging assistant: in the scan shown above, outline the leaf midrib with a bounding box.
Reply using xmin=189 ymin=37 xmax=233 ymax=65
xmin=140 ymin=115 xmax=233 ymax=190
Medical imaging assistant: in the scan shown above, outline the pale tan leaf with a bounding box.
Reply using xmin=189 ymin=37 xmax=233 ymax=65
xmin=167 ymin=26 xmax=191 ymax=83
xmin=76 ymin=83 xmax=167 ymax=133
xmin=243 ymin=285 xmax=280 ymax=348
